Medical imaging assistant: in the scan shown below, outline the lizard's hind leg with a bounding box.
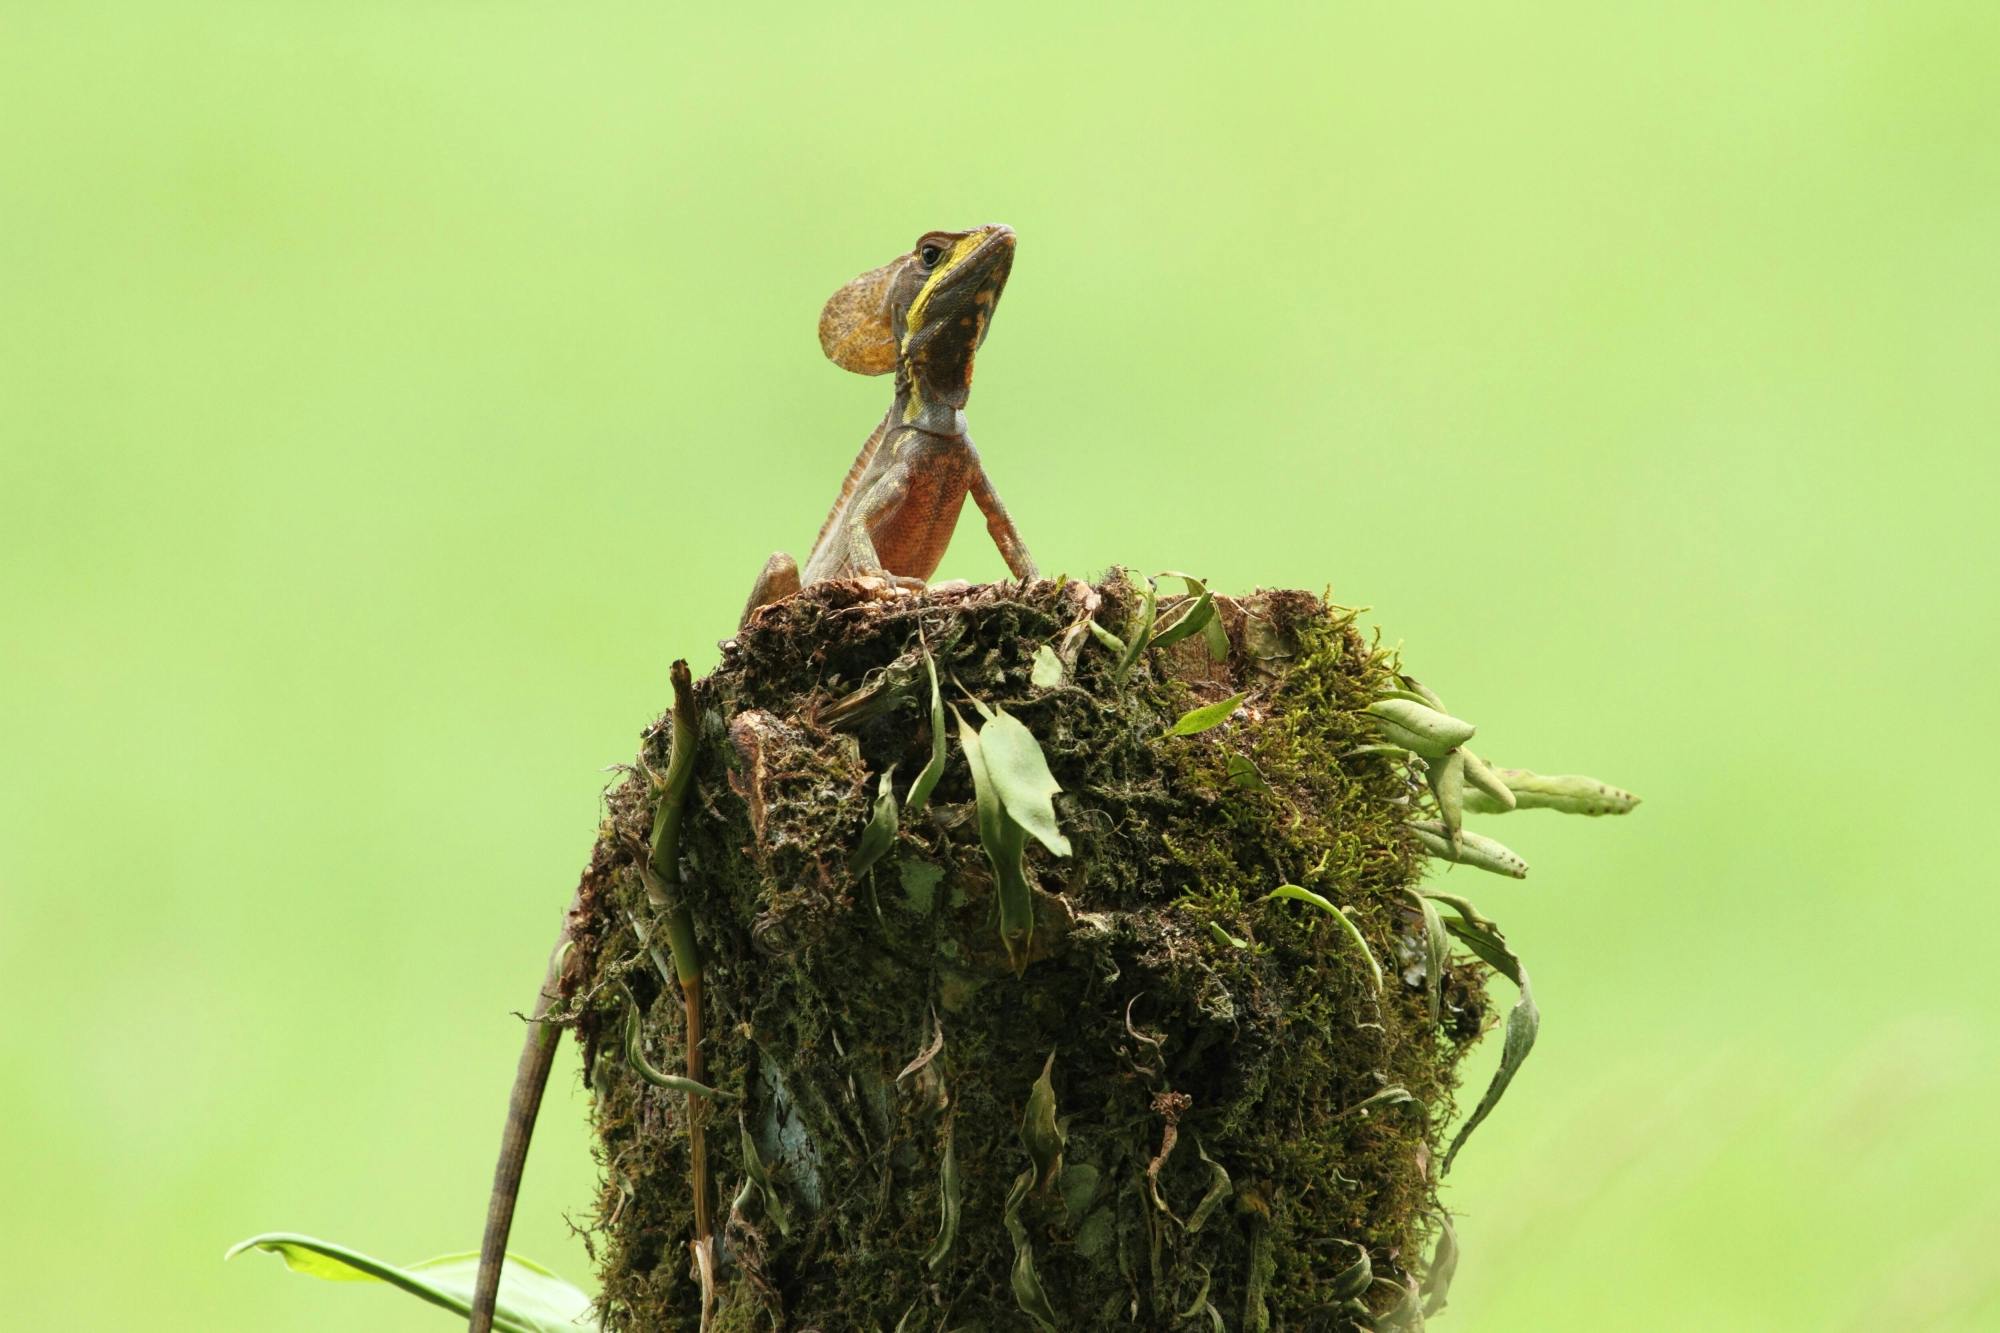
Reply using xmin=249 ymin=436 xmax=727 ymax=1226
xmin=742 ymin=552 xmax=802 ymax=626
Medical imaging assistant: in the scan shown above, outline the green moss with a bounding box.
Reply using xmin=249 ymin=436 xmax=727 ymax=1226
xmin=565 ymin=574 xmax=1488 ymax=1330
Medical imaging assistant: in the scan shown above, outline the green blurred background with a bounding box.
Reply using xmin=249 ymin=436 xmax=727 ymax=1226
xmin=4 ymin=2 xmax=1996 ymax=1328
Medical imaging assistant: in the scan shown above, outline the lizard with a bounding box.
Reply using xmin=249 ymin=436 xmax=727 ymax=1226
xmin=742 ymin=222 xmax=1038 ymax=623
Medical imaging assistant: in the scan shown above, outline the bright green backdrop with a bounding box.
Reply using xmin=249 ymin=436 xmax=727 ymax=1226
xmin=5 ymin=3 xmax=1996 ymax=1329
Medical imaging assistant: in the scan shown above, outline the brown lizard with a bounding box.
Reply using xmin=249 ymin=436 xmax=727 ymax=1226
xmin=743 ymin=222 xmax=1037 ymax=623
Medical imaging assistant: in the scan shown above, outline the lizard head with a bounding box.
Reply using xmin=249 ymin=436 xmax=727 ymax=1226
xmin=818 ymin=224 xmax=1015 ymax=425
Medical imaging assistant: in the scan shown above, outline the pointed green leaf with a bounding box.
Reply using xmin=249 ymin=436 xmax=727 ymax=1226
xmin=739 ymin=1120 xmax=793 ymax=1236
xmin=1410 ymin=821 xmax=1528 ymax=878
xmin=1201 ymin=613 xmax=1231 ymax=660
xmin=1086 ymin=618 xmax=1128 ymax=657
xmin=1163 ymin=691 xmax=1247 ymax=738
xmin=849 ymin=765 xmax=900 ymax=877
xmin=905 ymin=648 xmax=948 ymax=814
xmin=1265 ymin=885 xmax=1383 ymax=993
xmin=1373 ymin=1276 xmax=1427 ymax=1330
xmin=1365 ymin=698 xmax=1476 ymax=758
xmin=957 ymin=708 xmax=1035 ymax=973
xmin=1157 ymin=571 xmax=1231 ymax=661
xmin=1432 ymin=898 xmax=1524 ymax=984
xmin=1461 ymin=768 xmax=1641 ymax=816
xmin=226 ymin=1234 xmax=595 ymax=1333
xmin=1226 ymin=754 xmax=1273 ymax=794
xmin=1398 ymin=674 xmax=1447 ymax=709
xmin=976 ymin=707 xmax=1072 ymax=857
xmin=1443 ymin=966 xmax=1537 ymax=1173
xmin=1004 ymin=1169 xmax=1062 ymax=1330
xmin=625 ymin=1000 xmax=735 ymax=1100
xmin=1426 ymin=748 xmax=1466 ymax=846
xmin=1021 ymin=1051 xmax=1066 ymax=1192
xmin=1029 ymin=643 xmax=1065 ymax=687
xmin=1328 ymin=1241 xmax=1373 ymax=1302
xmin=1149 ymin=587 xmax=1216 ymax=652
xmin=1207 ymin=920 xmax=1248 ymax=950
xmin=1459 ymin=749 xmax=1515 ymax=811
xmin=1374 ymin=688 xmax=1440 ymax=708
xmin=1058 ymin=1162 xmax=1102 ymax=1223
xmin=1421 ymin=1213 xmax=1458 ymax=1316
xmin=1185 ymin=1139 xmax=1234 ymax=1234
xmin=1406 ymin=888 xmax=1450 ymax=1027
xmin=1421 ymin=892 xmax=1498 ymax=939
xmin=922 ymin=1122 xmax=962 ymax=1271
xmin=1115 ymin=579 xmax=1158 ymax=680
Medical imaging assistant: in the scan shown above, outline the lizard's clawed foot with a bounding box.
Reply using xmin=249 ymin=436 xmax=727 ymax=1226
xmin=851 ymin=569 xmax=927 ymax=596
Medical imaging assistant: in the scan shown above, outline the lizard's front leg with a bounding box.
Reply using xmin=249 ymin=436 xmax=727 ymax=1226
xmin=823 ymin=464 xmax=927 ymax=590
xmin=741 ymin=551 xmax=802 ymax=626
xmin=969 ymin=467 xmax=1038 ymax=581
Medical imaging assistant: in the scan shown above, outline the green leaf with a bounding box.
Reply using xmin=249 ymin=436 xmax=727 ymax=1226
xmin=1373 ymin=688 xmax=1439 ymax=708
xmin=1004 ymin=1169 xmax=1062 ymax=1330
xmin=1373 ymin=1276 xmax=1427 ymax=1331
xmin=957 ymin=707 xmax=1035 ymax=974
xmin=1158 ymin=572 xmax=1231 ymax=660
xmin=1265 ymin=885 xmax=1383 ymax=993
xmin=1148 ymin=584 xmax=1216 ymax=652
xmin=1202 ymin=613 xmax=1231 ymax=661
xmin=1029 ymin=642 xmax=1065 ymax=687
xmin=976 ymin=707 xmax=1072 ymax=857
xmin=1115 ymin=578 xmax=1158 ymax=680
xmin=905 ymin=648 xmax=948 ymax=814
xmin=1086 ymin=618 xmax=1128 ymax=657
xmin=923 ymin=1121 xmax=963 ymax=1270
xmin=1185 ymin=1139 xmax=1234 ymax=1234
xmin=1443 ymin=961 xmax=1537 ymax=1173
xmin=740 ymin=1119 xmax=794 ymax=1237
xmin=1058 ymin=1162 xmax=1102 ymax=1223
xmin=1162 ymin=691 xmax=1247 ymax=738
xmin=1459 ymin=749 xmax=1515 ymax=811
xmin=1425 ymin=748 xmax=1466 ymax=848
xmin=1021 ymin=1051 xmax=1066 ymax=1192
xmin=1398 ymin=674 xmax=1447 ymax=709
xmin=1421 ymin=891 xmax=1498 ymax=939
xmin=1365 ymin=698 xmax=1476 ymax=759
xmin=1432 ymin=901 xmax=1524 ymax=984
xmin=1461 ymin=768 xmax=1641 ymax=816
xmin=1226 ymin=754 xmax=1273 ymax=794
xmin=226 ymin=1234 xmax=595 ymax=1333
xmin=624 ymin=998 xmax=735 ymax=1100
xmin=1410 ymin=820 xmax=1528 ymax=878
xmin=849 ymin=764 xmax=900 ymax=877
xmin=1329 ymin=1241 xmax=1373 ymax=1302
xmin=1421 ymin=1212 xmax=1459 ymax=1316
xmin=1407 ymin=888 xmax=1450 ymax=1027
xmin=1206 ymin=920 xmax=1248 ymax=950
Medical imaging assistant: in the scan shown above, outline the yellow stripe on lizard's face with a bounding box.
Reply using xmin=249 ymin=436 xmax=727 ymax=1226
xmin=902 ymin=231 xmax=991 ymax=349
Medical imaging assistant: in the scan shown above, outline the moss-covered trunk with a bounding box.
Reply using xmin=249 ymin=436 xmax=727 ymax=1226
xmin=555 ymin=575 xmax=1487 ymax=1331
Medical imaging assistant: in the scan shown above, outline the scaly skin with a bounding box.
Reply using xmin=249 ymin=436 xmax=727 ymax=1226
xmin=744 ymin=224 xmax=1037 ymax=624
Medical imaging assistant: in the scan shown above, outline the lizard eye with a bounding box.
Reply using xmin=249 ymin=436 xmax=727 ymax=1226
xmin=919 ymin=243 xmax=944 ymax=268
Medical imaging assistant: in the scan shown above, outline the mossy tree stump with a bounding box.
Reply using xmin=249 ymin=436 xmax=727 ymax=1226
xmin=557 ymin=574 xmax=1491 ymax=1331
